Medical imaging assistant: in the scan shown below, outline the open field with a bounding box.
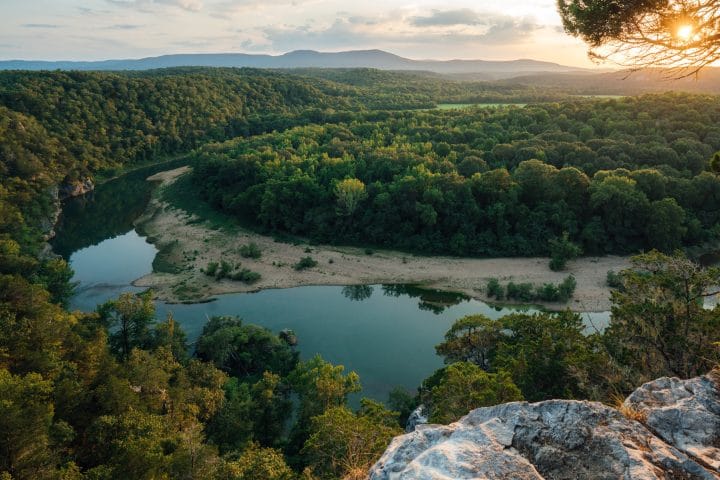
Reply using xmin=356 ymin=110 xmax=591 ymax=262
xmin=435 ymin=103 xmax=527 ymax=109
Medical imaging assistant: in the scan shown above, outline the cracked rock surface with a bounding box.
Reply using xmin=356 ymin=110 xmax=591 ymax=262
xmin=370 ymin=374 xmax=720 ymax=479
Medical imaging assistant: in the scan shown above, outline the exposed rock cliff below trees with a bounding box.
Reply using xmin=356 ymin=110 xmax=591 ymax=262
xmin=370 ymin=374 xmax=720 ymax=479
xmin=59 ymin=178 xmax=94 ymax=200
xmin=42 ymin=179 xmax=94 ymax=241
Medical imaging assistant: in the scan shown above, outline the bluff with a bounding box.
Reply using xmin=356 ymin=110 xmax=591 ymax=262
xmin=370 ymin=374 xmax=720 ymax=479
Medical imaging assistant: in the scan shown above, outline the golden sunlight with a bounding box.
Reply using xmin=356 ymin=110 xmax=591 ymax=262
xmin=676 ymin=24 xmax=694 ymax=41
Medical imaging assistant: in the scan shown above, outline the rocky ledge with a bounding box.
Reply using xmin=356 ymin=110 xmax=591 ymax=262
xmin=370 ymin=374 xmax=720 ymax=479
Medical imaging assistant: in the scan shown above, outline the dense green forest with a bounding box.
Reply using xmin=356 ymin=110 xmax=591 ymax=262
xmin=191 ymin=94 xmax=720 ymax=256
xmin=1 ymin=68 xmax=720 ymax=479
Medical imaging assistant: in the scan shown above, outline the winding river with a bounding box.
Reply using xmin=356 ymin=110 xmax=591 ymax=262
xmin=52 ymin=161 xmax=611 ymax=402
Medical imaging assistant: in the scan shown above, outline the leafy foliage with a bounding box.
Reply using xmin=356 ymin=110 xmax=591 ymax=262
xmin=605 ymin=251 xmax=720 ymax=385
xmin=192 ymin=94 xmax=720 ymax=257
xmin=422 ymin=362 xmax=523 ymax=424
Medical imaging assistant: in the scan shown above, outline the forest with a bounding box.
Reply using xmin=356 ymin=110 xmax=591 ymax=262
xmin=1 ymin=67 xmax=720 ymax=479
xmin=191 ymin=94 xmax=720 ymax=256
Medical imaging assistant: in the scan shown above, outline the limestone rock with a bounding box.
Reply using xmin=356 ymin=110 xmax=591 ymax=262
xmin=405 ymin=404 xmax=429 ymax=433
xmin=370 ymin=375 xmax=720 ymax=480
xmin=625 ymin=374 xmax=720 ymax=471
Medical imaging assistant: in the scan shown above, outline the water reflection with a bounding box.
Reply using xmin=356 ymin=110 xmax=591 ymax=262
xmin=382 ymin=284 xmax=470 ymax=314
xmin=342 ymin=285 xmax=374 ymax=301
xmin=51 ymin=159 xmax=187 ymax=258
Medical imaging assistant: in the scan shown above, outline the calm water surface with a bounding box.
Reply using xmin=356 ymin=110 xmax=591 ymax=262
xmin=53 ymin=162 xmax=610 ymax=402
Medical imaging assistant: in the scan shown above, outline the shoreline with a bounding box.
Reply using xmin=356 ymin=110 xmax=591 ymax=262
xmin=133 ymin=167 xmax=630 ymax=312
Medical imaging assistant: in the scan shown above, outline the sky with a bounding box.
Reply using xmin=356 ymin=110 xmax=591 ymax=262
xmin=0 ymin=0 xmax=598 ymax=67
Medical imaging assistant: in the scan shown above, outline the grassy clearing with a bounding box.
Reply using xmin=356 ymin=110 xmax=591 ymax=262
xmin=435 ymin=103 xmax=527 ymax=110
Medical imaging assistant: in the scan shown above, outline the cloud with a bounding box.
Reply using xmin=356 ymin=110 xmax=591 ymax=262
xmin=411 ymin=9 xmax=483 ymax=27
xmin=22 ymin=23 xmax=61 ymax=28
xmin=107 ymin=0 xmax=203 ymax=12
xmin=261 ymin=11 xmax=544 ymax=54
xmin=109 ymin=24 xmax=143 ymax=29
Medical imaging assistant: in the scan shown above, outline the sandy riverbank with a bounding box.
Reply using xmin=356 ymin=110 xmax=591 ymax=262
xmin=133 ymin=167 xmax=630 ymax=311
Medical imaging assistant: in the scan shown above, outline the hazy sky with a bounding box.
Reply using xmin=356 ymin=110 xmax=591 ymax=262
xmin=1 ymin=0 xmax=597 ymax=66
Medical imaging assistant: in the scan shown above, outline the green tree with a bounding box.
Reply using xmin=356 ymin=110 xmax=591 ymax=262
xmin=0 ymin=369 xmax=55 ymax=479
xmin=148 ymin=313 xmax=189 ymax=363
xmin=549 ymin=232 xmax=582 ymax=271
xmin=289 ymin=355 xmax=361 ymax=422
xmin=224 ymin=443 xmax=294 ymax=480
xmin=334 ymin=178 xmax=366 ymax=216
xmin=301 ymin=406 xmax=401 ymax=480
xmin=97 ymin=292 xmax=155 ymax=361
xmin=435 ymin=315 xmax=502 ymax=369
xmin=711 ymin=152 xmax=720 ymax=174
xmin=426 ymin=363 xmax=522 ymax=424
xmin=606 ymin=251 xmax=720 ymax=385
xmin=436 ymin=312 xmax=609 ymax=401
xmin=645 ymin=198 xmax=687 ymax=252
xmin=195 ymin=316 xmax=298 ymax=380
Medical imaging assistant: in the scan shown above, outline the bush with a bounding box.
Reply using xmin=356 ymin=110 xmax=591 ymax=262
xmin=606 ymin=270 xmax=623 ymax=289
xmin=548 ymin=232 xmax=582 ymax=271
xmin=488 ymin=277 xmax=577 ymax=303
xmin=239 ymin=242 xmax=262 ymax=259
xmin=558 ymin=275 xmax=577 ymax=302
xmin=231 ymin=269 xmax=262 ymax=284
xmin=506 ymin=282 xmax=535 ymax=302
xmin=217 ymin=260 xmax=233 ymax=279
xmin=294 ymin=256 xmax=318 ymax=271
xmin=205 ymin=262 xmax=219 ymax=277
xmin=486 ymin=278 xmax=504 ymax=300
xmin=536 ymin=283 xmax=560 ymax=302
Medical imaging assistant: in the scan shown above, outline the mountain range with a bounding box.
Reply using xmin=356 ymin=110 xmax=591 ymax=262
xmin=0 ymin=49 xmax=593 ymax=79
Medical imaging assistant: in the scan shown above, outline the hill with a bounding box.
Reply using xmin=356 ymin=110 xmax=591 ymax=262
xmin=0 ymin=49 xmax=590 ymax=79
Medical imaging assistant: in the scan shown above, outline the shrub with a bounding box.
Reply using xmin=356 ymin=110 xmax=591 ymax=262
xmin=294 ymin=256 xmax=318 ymax=271
xmin=548 ymin=232 xmax=582 ymax=271
xmin=536 ymin=283 xmax=560 ymax=302
xmin=486 ymin=278 xmax=504 ymax=299
xmin=239 ymin=242 xmax=262 ymax=259
xmin=606 ymin=270 xmax=623 ymax=289
xmin=205 ymin=261 xmax=219 ymax=277
xmin=217 ymin=260 xmax=233 ymax=279
xmin=558 ymin=275 xmax=577 ymax=302
xmin=506 ymin=282 xmax=535 ymax=302
xmin=231 ymin=269 xmax=261 ymax=284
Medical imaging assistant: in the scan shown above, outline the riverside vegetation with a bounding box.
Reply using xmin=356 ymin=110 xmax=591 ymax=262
xmin=1 ymin=67 xmax=719 ymax=479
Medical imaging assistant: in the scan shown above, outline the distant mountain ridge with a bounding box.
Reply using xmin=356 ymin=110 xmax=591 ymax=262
xmin=0 ymin=49 xmax=591 ymax=78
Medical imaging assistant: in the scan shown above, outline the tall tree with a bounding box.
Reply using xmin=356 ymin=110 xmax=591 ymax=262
xmin=97 ymin=292 xmax=155 ymax=361
xmin=606 ymin=251 xmax=720 ymax=384
xmin=558 ymin=0 xmax=720 ymax=74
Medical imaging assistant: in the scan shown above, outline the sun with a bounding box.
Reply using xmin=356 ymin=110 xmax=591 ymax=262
xmin=676 ymin=24 xmax=694 ymax=41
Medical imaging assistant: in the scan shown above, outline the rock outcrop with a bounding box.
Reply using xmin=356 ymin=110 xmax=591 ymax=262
xmin=41 ymin=179 xmax=95 ymax=241
xmin=370 ymin=374 xmax=720 ymax=479
xmin=59 ymin=178 xmax=94 ymax=200
xmin=405 ymin=405 xmax=429 ymax=433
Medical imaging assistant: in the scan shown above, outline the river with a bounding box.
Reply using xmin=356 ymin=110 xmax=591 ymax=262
xmin=52 ymin=161 xmax=611 ymax=403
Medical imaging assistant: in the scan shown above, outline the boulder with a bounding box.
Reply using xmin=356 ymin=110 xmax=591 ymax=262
xmin=625 ymin=374 xmax=720 ymax=471
xmin=370 ymin=375 xmax=720 ymax=479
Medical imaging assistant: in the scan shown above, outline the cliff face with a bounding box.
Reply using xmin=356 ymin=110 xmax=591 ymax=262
xmin=370 ymin=374 xmax=720 ymax=479
xmin=41 ymin=179 xmax=94 ymax=241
